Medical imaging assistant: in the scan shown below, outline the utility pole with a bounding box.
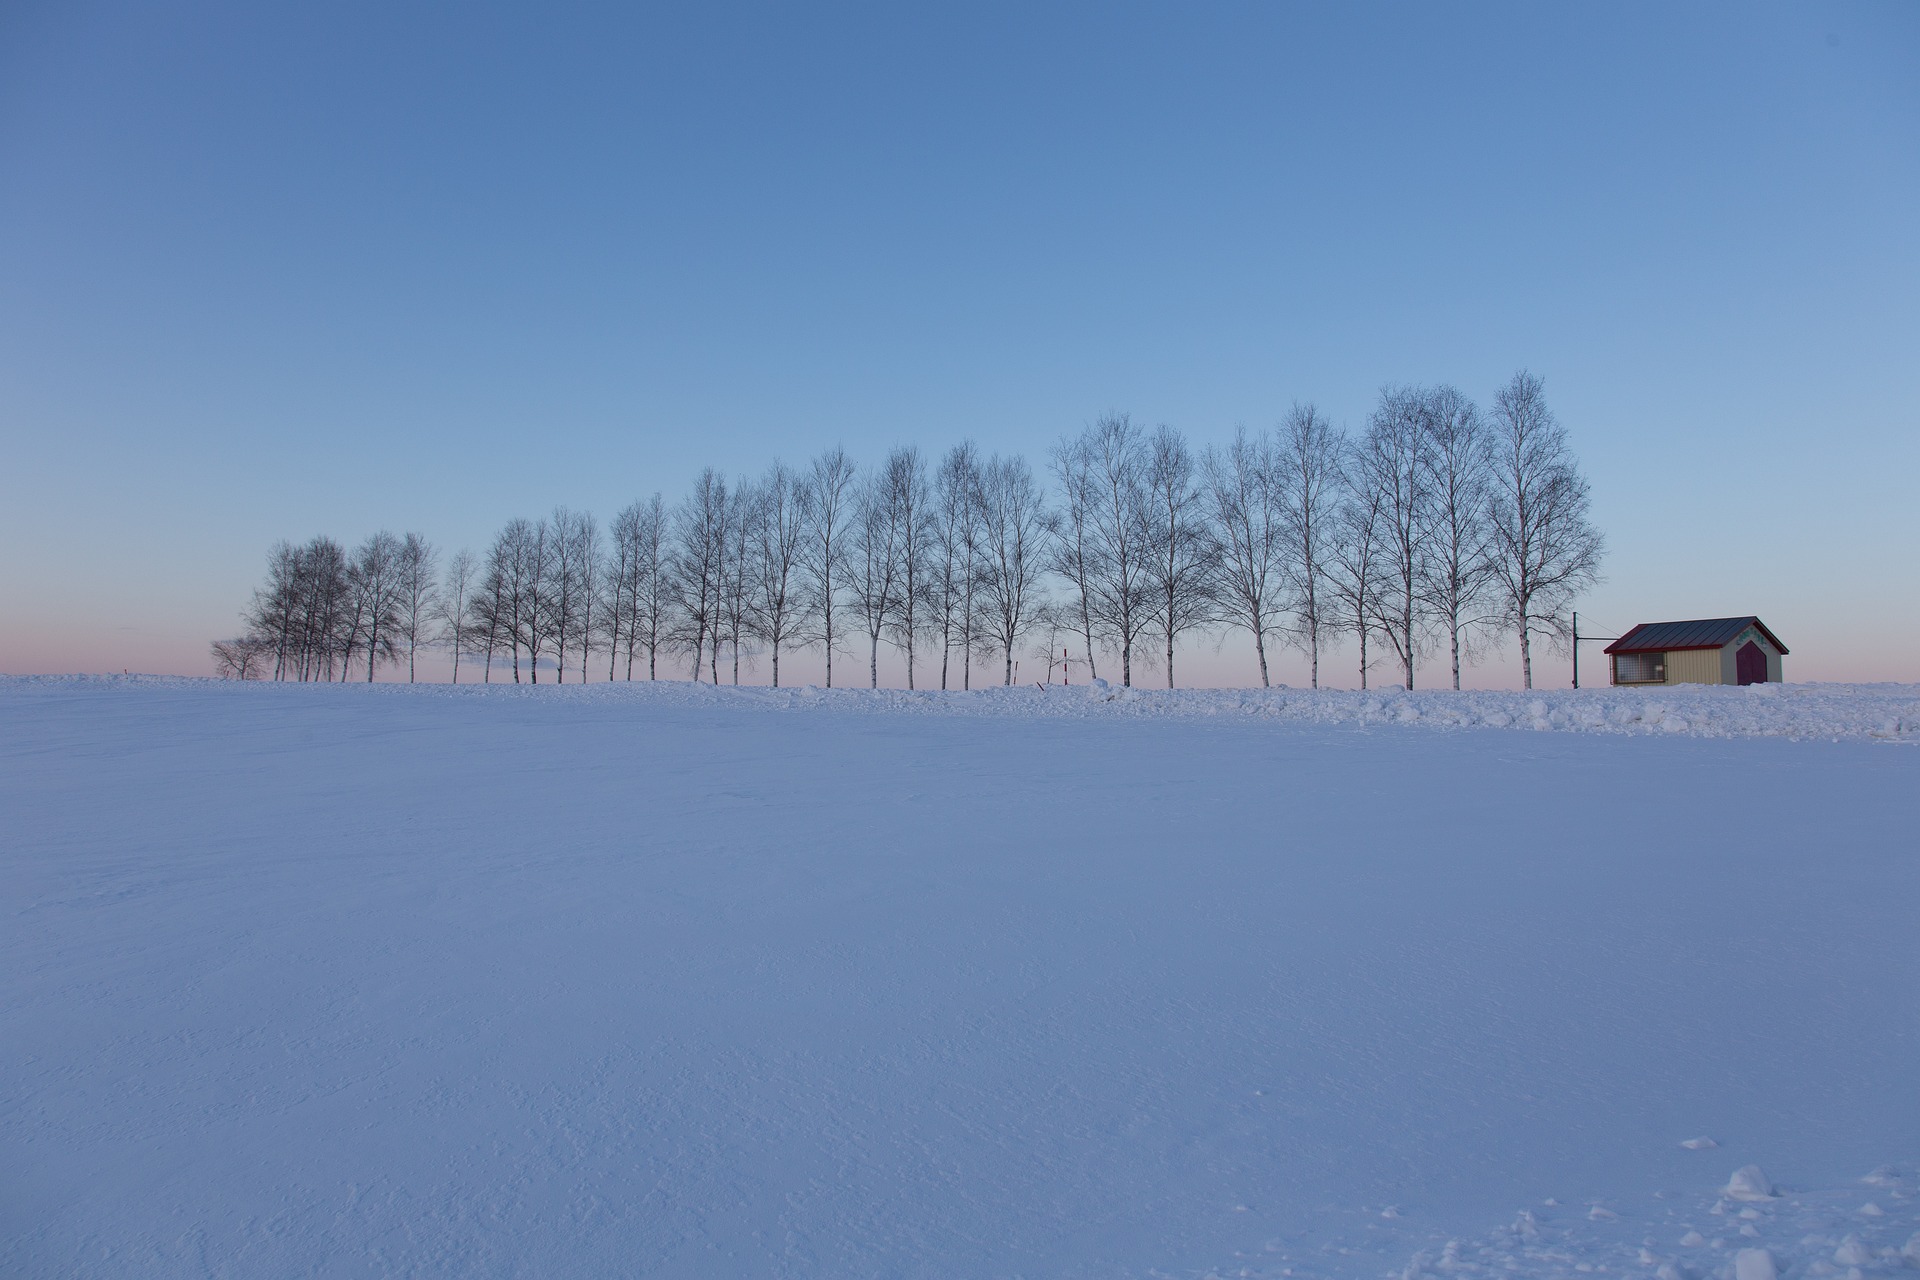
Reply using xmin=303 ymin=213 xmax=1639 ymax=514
xmin=1572 ymin=611 xmax=1579 ymax=689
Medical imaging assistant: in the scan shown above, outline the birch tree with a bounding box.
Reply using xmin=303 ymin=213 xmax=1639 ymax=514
xmin=670 ymin=470 xmax=727 ymax=681
xmin=1143 ymin=425 xmax=1218 ymax=688
xmin=470 ymin=556 xmax=507 ymax=683
xmin=1276 ymin=404 xmax=1342 ymax=689
xmin=1047 ymin=434 xmax=1101 ymax=683
xmin=495 ymin=518 xmax=549 ymax=683
xmin=394 ymin=532 xmax=439 ymax=682
xmin=881 ymin=447 xmax=932 ymax=689
xmin=716 ymin=479 xmax=757 ymax=684
xmin=1326 ymin=456 xmax=1386 ymax=690
xmin=801 ymin=448 xmax=856 ymax=688
xmin=546 ymin=508 xmax=593 ymax=684
xmin=933 ymin=442 xmax=983 ymax=690
xmin=976 ymin=454 xmax=1050 ymax=685
xmin=848 ymin=466 xmax=902 ymax=688
xmin=607 ymin=495 xmax=669 ymax=680
xmin=750 ymin=462 xmax=810 ymax=687
xmin=1418 ymin=386 xmax=1498 ymax=690
xmin=440 ymin=548 xmax=477 ymax=683
xmin=1081 ymin=414 xmax=1154 ymax=686
xmin=1488 ymin=371 xmax=1605 ymax=688
xmin=574 ymin=512 xmax=601 ymax=683
xmin=1203 ymin=427 xmax=1285 ymax=687
xmin=1353 ymin=387 xmax=1433 ymax=689
xmin=349 ymin=531 xmax=406 ymax=682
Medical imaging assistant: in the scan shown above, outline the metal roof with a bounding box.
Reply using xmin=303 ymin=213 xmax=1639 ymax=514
xmin=1603 ymin=616 xmax=1788 ymax=656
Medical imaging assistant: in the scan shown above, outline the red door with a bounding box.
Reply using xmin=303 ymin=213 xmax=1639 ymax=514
xmin=1736 ymin=641 xmax=1767 ymax=685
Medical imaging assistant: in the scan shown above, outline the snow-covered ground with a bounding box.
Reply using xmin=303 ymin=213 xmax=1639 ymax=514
xmin=3 ymin=677 xmax=1916 ymax=1278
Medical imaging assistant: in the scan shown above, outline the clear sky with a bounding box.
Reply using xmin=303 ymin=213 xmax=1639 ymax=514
xmin=2 ymin=2 xmax=1916 ymax=687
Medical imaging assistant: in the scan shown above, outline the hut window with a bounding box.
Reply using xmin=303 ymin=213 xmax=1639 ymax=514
xmin=1614 ymin=653 xmax=1664 ymax=683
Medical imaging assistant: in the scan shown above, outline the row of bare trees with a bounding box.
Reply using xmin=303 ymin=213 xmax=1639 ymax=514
xmin=222 ymin=372 xmax=1602 ymax=690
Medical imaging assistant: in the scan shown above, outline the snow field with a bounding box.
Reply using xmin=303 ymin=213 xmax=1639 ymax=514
xmin=2 ymin=678 xmax=1916 ymax=1278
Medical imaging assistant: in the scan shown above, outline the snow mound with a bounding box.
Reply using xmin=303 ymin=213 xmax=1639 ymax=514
xmin=1204 ymin=1168 xmax=1920 ymax=1280
xmin=10 ymin=674 xmax=1920 ymax=743
xmin=1728 ymin=1164 xmax=1778 ymax=1200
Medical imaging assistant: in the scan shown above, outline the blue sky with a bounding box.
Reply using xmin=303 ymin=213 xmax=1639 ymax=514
xmin=2 ymin=3 xmax=1916 ymax=684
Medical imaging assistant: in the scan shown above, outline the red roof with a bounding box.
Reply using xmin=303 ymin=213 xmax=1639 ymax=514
xmin=1604 ymin=616 xmax=1788 ymax=656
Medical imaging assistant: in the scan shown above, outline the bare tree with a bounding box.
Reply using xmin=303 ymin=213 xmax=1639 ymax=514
xmin=1488 ymin=371 xmax=1605 ymax=688
xmin=1143 ymin=425 xmax=1218 ymax=688
xmin=750 ymin=462 xmax=810 ymax=687
xmin=933 ymin=442 xmax=984 ymax=690
xmin=1326 ymin=451 xmax=1386 ymax=690
xmin=1275 ymin=404 xmax=1342 ymax=689
xmin=1048 ymin=434 xmax=1101 ymax=683
xmin=881 ymin=447 xmax=933 ymax=689
xmin=631 ymin=495 xmax=670 ymax=679
xmin=717 ymin=478 xmax=757 ymax=684
xmin=1080 ymin=414 xmax=1154 ymax=686
xmin=1203 ymin=427 xmax=1285 ymax=687
xmin=210 ymin=636 xmax=272 ymax=679
xmin=470 ymin=551 xmax=510 ymax=683
xmin=348 ymin=531 xmax=406 ymax=682
xmin=246 ymin=541 xmax=303 ymax=681
xmin=1418 ymin=386 xmax=1499 ymax=690
xmin=305 ymin=538 xmax=353 ymax=680
xmin=605 ymin=495 xmax=671 ymax=680
xmin=669 ymin=470 xmax=728 ymax=681
xmin=488 ymin=518 xmax=545 ymax=683
xmin=848 ymin=466 xmax=902 ymax=688
xmin=976 ymin=454 xmax=1050 ymax=685
xmin=801 ymin=448 xmax=856 ymax=688
xmin=393 ymin=532 xmax=439 ymax=682
xmin=1353 ymin=387 xmax=1433 ymax=689
xmin=440 ymin=548 xmax=477 ymax=683
xmin=250 ymin=536 xmax=352 ymax=681
xmin=603 ymin=508 xmax=635 ymax=680
xmin=574 ymin=513 xmax=602 ymax=683
xmin=545 ymin=508 xmax=594 ymax=684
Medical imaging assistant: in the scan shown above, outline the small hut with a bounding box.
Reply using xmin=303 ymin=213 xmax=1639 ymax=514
xmin=1603 ymin=617 xmax=1787 ymax=687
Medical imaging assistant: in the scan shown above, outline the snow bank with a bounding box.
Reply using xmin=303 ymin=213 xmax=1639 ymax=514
xmin=10 ymin=672 xmax=1920 ymax=743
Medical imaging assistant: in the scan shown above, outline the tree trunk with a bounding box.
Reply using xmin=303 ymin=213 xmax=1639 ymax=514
xmin=1254 ymin=629 xmax=1269 ymax=688
xmin=1402 ymin=585 xmax=1415 ymax=690
xmin=869 ymin=634 xmax=879 ymax=689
